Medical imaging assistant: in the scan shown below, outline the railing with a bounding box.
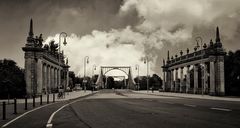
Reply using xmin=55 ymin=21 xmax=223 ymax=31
xmin=166 ymin=49 xmax=207 ymax=67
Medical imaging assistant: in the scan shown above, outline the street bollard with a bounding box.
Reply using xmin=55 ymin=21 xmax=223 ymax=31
xmin=40 ymin=95 xmax=42 ymax=105
xmin=33 ymin=95 xmax=35 ymax=108
xmin=2 ymin=102 xmax=6 ymax=120
xmin=13 ymin=98 xmax=17 ymax=114
xmin=53 ymin=93 xmax=55 ymax=103
xmin=47 ymin=94 xmax=49 ymax=104
xmin=25 ymin=96 xmax=28 ymax=110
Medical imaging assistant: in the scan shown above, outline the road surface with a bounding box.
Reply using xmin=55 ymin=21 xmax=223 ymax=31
xmin=2 ymin=89 xmax=240 ymax=128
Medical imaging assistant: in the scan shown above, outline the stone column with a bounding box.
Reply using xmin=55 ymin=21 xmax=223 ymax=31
xmin=51 ymin=67 xmax=54 ymax=90
xmin=24 ymin=54 xmax=33 ymax=95
xmin=203 ymin=63 xmax=208 ymax=94
xmin=186 ymin=66 xmax=190 ymax=93
xmin=166 ymin=70 xmax=171 ymax=91
xmin=180 ymin=67 xmax=184 ymax=92
xmin=49 ymin=67 xmax=52 ymax=90
xmin=209 ymin=58 xmax=215 ymax=95
xmin=216 ymin=56 xmax=225 ymax=95
xmin=50 ymin=66 xmax=53 ymax=91
xmin=170 ymin=69 xmax=174 ymax=92
xmin=194 ymin=64 xmax=199 ymax=94
xmin=167 ymin=70 xmax=171 ymax=91
xmin=66 ymin=70 xmax=69 ymax=88
xmin=162 ymin=70 xmax=166 ymax=91
xmin=47 ymin=65 xmax=51 ymax=93
xmin=175 ymin=68 xmax=178 ymax=92
xmin=59 ymin=69 xmax=61 ymax=87
xmin=43 ymin=64 xmax=47 ymax=94
xmin=36 ymin=60 xmax=43 ymax=94
xmin=54 ymin=68 xmax=58 ymax=88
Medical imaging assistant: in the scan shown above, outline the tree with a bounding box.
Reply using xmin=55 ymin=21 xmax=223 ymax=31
xmin=106 ymin=76 xmax=115 ymax=89
xmin=149 ymin=74 xmax=162 ymax=90
xmin=139 ymin=76 xmax=147 ymax=90
xmin=0 ymin=59 xmax=26 ymax=99
xmin=68 ymin=71 xmax=76 ymax=89
xmin=225 ymin=50 xmax=240 ymax=95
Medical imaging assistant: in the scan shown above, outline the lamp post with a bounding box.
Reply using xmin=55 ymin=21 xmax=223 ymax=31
xmin=84 ymin=56 xmax=89 ymax=92
xmin=144 ymin=57 xmax=149 ymax=92
xmin=58 ymin=32 xmax=67 ymax=95
xmin=92 ymin=64 xmax=96 ymax=77
xmin=195 ymin=36 xmax=204 ymax=96
xmin=92 ymin=65 xmax=97 ymax=92
xmin=135 ymin=64 xmax=140 ymax=91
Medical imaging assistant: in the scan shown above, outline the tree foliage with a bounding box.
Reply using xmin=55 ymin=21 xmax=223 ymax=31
xmin=0 ymin=59 xmax=26 ymax=99
xmin=225 ymin=50 xmax=240 ymax=95
xmin=134 ymin=74 xmax=162 ymax=90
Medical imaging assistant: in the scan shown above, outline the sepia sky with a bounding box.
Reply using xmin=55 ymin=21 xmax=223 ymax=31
xmin=0 ymin=0 xmax=240 ymax=77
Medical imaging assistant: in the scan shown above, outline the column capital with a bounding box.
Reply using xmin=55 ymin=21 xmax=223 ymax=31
xmin=194 ymin=63 xmax=199 ymax=66
xmin=217 ymin=56 xmax=224 ymax=62
xmin=209 ymin=56 xmax=216 ymax=62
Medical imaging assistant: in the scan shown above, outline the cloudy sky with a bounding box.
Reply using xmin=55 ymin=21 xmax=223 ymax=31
xmin=0 ymin=0 xmax=240 ymax=77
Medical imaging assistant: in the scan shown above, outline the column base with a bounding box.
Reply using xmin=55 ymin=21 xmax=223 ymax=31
xmin=218 ymin=92 xmax=225 ymax=96
xmin=209 ymin=92 xmax=216 ymax=96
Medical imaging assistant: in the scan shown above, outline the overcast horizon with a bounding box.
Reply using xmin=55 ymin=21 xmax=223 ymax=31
xmin=1 ymin=0 xmax=240 ymax=77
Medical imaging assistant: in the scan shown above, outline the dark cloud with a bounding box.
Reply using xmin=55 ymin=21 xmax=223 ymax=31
xmin=0 ymin=0 xmax=240 ymax=77
xmin=0 ymin=0 xmax=139 ymax=67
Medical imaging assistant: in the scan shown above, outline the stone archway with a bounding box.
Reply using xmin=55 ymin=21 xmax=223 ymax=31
xmin=95 ymin=66 xmax=135 ymax=89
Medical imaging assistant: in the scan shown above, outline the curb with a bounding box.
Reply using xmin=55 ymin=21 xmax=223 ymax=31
xmin=132 ymin=91 xmax=240 ymax=102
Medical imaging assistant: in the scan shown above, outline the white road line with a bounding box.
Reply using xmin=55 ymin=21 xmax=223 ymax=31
xmin=210 ymin=107 xmax=232 ymax=111
xmin=144 ymin=99 xmax=153 ymax=102
xmin=184 ymin=104 xmax=196 ymax=107
xmin=161 ymin=101 xmax=174 ymax=104
xmin=46 ymin=99 xmax=84 ymax=128
xmin=1 ymin=103 xmax=56 ymax=128
xmin=165 ymin=102 xmax=174 ymax=104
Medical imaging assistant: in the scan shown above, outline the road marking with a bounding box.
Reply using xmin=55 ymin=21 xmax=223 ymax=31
xmin=1 ymin=103 xmax=56 ymax=128
xmin=2 ymin=93 xmax=96 ymax=128
xmin=46 ymin=98 xmax=85 ymax=128
xmin=165 ymin=102 xmax=174 ymax=104
xmin=143 ymin=99 xmax=153 ymax=102
xmin=184 ymin=104 xmax=196 ymax=107
xmin=46 ymin=104 xmax=69 ymax=128
xmin=210 ymin=107 xmax=232 ymax=111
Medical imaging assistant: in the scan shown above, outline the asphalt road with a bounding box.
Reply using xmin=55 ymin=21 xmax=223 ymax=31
xmin=2 ymin=90 xmax=240 ymax=128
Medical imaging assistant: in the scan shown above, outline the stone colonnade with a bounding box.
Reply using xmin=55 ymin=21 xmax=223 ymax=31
xmin=162 ymin=57 xmax=225 ymax=95
xmin=41 ymin=63 xmax=68 ymax=94
xmin=23 ymin=19 xmax=69 ymax=96
xmin=162 ymin=27 xmax=226 ymax=96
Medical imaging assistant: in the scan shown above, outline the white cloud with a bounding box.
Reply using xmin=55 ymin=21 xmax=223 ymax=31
xmin=45 ymin=0 xmax=240 ymax=78
xmin=45 ymin=27 xmax=154 ymax=77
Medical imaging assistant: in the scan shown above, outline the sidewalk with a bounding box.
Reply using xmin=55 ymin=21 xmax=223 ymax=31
xmin=0 ymin=90 xmax=97 ymax=126
xmin=0 ymin=90 xmax=95 ymax=104
xmin=133 ymin=90 xmax=240 ymax=102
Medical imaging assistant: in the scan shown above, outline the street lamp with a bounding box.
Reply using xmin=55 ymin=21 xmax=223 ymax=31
xmin=135 ymin=64 xmax=140 ymax=91
xmin=195 ymin=36 xmax=204 ymax=96
xmin=92 ymin=65 xmax=97 ymax=92
xmin=83 ymin=56 xmax=89 ymax=92
xmin=58 ymin=32 xmax=67 ymax=95
xmin=144 ymin=57 xmax=149 ymax=92
xmin=92 ymin=64 xmax=97 ymax=77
